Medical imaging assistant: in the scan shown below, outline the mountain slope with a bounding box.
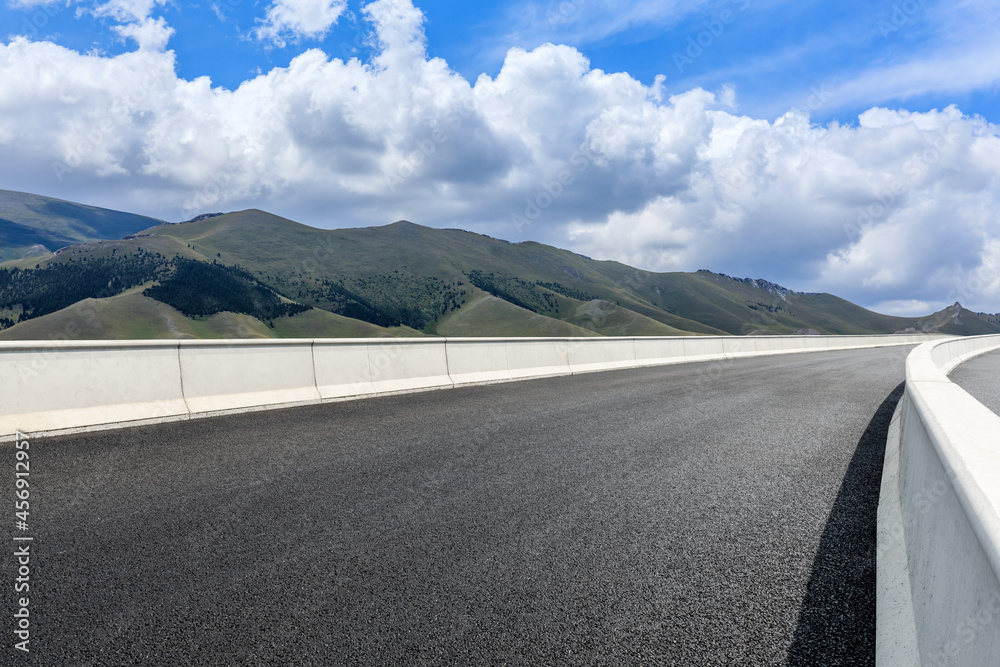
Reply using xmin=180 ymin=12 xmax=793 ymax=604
xmin=0 ymin=292 xmax=419 ymax=341
xmin=139 ymin=210 xmax=987 ymax=336
xmin=0 ymin=199 xmax=996 ymax=340
xmin=0 ymin=190 xmax=163 ymax=261
xmin=435 ymin=292 xmax=601 ymax=337
xmin=916 ymin=303 xmax=1000 ymax=336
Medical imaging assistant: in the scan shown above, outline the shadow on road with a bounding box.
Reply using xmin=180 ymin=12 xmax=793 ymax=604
xmin=786 ymin=382 xmax=905 ymax=666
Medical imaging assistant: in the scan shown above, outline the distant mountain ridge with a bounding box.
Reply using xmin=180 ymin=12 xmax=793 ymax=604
xmin=705 ymin=272 xmax=819 ymax=299
xmin=0 ymin=190 xmax=996 ymax=340
xmin=0 ymin=190 xmax=163 ymax=262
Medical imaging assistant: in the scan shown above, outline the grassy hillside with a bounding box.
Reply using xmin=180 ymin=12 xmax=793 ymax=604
xmin=978 ymin=311 xmax=1000 ymax=328
xmin=0 ymin=200 xmax=995 ymax=340
xmin=917 ymin=303 xmax=1000 ymax=336
xmin=0 ymin=292 xmax=417 ymax=340
xmin=564 ymin=299 xmax=692 ymax=336
xmin=269 ymin=308 xmax=425 ymax=338
xmin=124 ymin=213 xmax=724 ymax=334
xmin=0 ymin=190 xmax=163 ymax=261
xmin=434 ymin=292 xmax=600 ymax=337
xmin=0 ymin=293 xmax=272 ymax=340
xmin=136 ymin=211 xmax=990 ymax=336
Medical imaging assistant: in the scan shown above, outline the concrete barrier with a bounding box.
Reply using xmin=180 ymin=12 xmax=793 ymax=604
xmin=568 ymin=337 xmax=637 ymax=373
xmin=178 ymin=340 xmax=321 ymax=414
xmin=878 ymin=334 xmax=1000 ymax=665
xmin=446 ymin=339 xmax=512 ymax=385
xmin=682 ymin=337 xmax=726 ymax=363
xmin=749 ymin=335 xmax=795 ymax=354
xmin=313 ymin=339 xmax=376 ymax=399
xmin=365 ymin=339 xmax=453 ymax=394
xmin=633 ymin=337 xmax=688 ymax=366
xmin=721 ymin=336 xmax=757 ymax=359
xmin=804 ymin=336 xmax=830 ymax=350
xmin=505 ymin=338 xmax=571 ymax=379
xmin=0 ymin=333 xmax=943 ymax=440
xmin=0 ymin=341 xmax=188 ymax=435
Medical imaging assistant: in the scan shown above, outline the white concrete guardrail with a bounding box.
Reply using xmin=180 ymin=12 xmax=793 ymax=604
xmin=878 ymin=334 xmax=1000 ymax=666
xmin=0 ymin=333 xmax=939 ymax=440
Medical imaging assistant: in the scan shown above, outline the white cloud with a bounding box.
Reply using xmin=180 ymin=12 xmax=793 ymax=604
xmin=870 ymin=299 xmax=945 ymax=317
xmin=114 ymin=16 xmax=174 ymax=50
xmin=87 ymin=0 xmax=174 ymax=50
xmin=254 ymin=0 xmax=348 ymax=47
xmin=93 ymin=0 xmax=166 ymax=23
xmin=1 ymin=0 xmax=1000 ymax=312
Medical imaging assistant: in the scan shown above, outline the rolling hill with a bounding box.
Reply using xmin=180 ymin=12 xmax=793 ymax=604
xmin=0 ymin=289 xmax=422 ymax=341
xmin=0 ymin=194 xmax=996 ymax=340
xmin=0 ymin=190 xmax=163 ymax=262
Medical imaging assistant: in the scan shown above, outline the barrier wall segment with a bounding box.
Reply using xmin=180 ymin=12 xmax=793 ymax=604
xmin=445 ymin=339 xmax=511 ymax=385
xmin=0 ymin=340 xmax=189 ymax=436
xmin=0 ymin=333 xmax=943 ymax=440
xmin=878 ymin=335 xmax=1000 ymax=666
xmin=178 ymin=340 xmax=321 ymax=414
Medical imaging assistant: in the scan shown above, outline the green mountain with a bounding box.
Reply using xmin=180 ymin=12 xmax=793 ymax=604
xmin=0 ymin=190 xmax=163 ymax=262
xmin=0 ymin=291 xmax=423 ymax=341
xmin=0 ymin=200 xmax=996 ymax=340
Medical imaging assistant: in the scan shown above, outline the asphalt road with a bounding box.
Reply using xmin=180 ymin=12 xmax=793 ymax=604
xmin=2 ymin=345 xmax=913 ymax=666
xmin=950 ymin=348 xmax=1000 ymax=416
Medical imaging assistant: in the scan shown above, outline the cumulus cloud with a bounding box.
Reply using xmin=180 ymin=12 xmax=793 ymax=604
xmin=93 ymin=0 xmax=166 ymax=23
xmin=1 ymin=0 xmax=1000 ymax=313
xmin=88 ymin=0 xmax=174 ymax=50
xmin=254 ymin=0 xmax=348 ymax=47
xmin=113 ymin=16 xmax=173 ymax=50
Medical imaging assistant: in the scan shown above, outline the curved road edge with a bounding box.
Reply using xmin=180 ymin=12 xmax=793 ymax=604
xmin=878 ymin=334 xmax=1000 ymax=665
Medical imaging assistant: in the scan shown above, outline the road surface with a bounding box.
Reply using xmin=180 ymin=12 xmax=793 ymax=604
xmin=3 ymin=345 xmax=914 ymax=665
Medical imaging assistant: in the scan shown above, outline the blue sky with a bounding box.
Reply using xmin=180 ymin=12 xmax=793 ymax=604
xmin=7 ymin=0 xmax=996 ymax=122
xmin=1 ymin=0 xmax=1000 ymax=313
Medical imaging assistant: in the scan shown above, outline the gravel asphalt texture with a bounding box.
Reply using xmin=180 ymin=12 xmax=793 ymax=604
xmin=1 ymin=346 xmax=914 ymax=666
xmin=950 ymin=348 xmax=1000 ymax=416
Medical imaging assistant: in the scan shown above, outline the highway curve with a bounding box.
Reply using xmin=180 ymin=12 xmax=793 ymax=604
xmin=3 ymin=345 xmax=914 ymax=665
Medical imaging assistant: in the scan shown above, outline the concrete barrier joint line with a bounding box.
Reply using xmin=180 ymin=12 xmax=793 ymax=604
xmin=309 ymin=340 xmax=321 ymax=398
xmin=443 ymin=337 xmax=455 ymax=388
xmin=175 ymin=341 xmax=192 ymax=416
